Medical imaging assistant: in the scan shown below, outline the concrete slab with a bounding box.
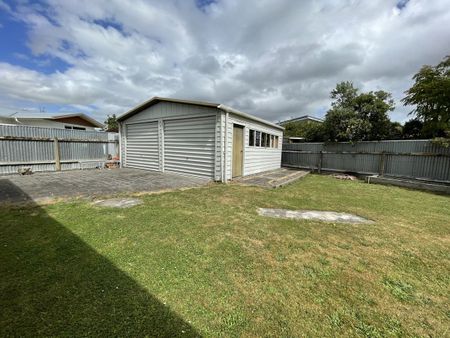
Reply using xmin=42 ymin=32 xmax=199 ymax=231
xmin=92 ymin=198 xmax=143 ymax=208
xmin=258 ymin=208 xmax=374 ymax=224
xmin=0 ymin=168 xmax=209 ymax=205
xmin=234 ymin=168 xmax=309 ymax=188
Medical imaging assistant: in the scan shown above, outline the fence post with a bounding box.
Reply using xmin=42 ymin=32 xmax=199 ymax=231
xmin=379 ymin=151 xmax=386 ymax=176
xmin=54 ymin=138 xmax=61 ymax=171
xmin=318 ymin=151 xmax=323 ymax=173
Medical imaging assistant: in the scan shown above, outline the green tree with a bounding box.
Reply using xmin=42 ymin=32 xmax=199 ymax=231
xmin=104 ymin=114 xmax=118 ymax=132
xmin=283 ymin=120 xmax=324 ymax=141
xmin=323 ymin=82 xmax=395 ymax=142
xmin=303 ymin=122 xmax=326 ymax=142
xmin=323 ymin=107 xmax=371 ymax=142
xmin=402 ymin=119 xmax=424 ymax=139
xmin=402 ymin=55 xmax=450 ymax=139
xmin=330 ymin=81 xmax=358 ymax=109
xmin=388 ymin=121 xmax=403 ymax=139
xmin=353 ymin=90 xmax=394 ymax=140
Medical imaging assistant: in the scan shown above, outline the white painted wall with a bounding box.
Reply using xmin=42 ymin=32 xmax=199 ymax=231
xmin=223 ymin=112 xmax=283 ymax=180
xmin=118 ymin=102 xmax=283 ymax=182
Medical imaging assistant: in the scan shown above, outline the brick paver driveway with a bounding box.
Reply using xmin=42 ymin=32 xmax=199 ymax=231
xmin=0 ymin=168 xmax=209 ymax=204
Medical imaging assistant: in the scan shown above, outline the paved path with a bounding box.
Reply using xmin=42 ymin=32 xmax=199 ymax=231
xmin=0 ymin=168 xmax=209 ymax=204
xmin=234 ymin=168 xmax=309 ymax=188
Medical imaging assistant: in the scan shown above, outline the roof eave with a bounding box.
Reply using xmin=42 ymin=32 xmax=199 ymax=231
xmin=117 ymin=96 xmax=284 ymax=131
xmin=51 ymin=113 xmax=104 ymax=128
xmin=117 ymin=96 xmax=220 ymax=122
xmin=281 ymin=115 xmax=324 ymax=124
xmin=218 ymin=104 xmax=284 ymax=131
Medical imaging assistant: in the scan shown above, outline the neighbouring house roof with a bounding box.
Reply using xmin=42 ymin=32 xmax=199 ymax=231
xmin=279 ymin=115 xmax=324 ymax=125
xmin=0 ymin=112 xmax=104 ymax=128
xmin=117 ymin=96 xmax=285 ymax=131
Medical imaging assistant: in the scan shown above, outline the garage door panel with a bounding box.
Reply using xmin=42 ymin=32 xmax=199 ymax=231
xmin=164 ymin=116 xmax=215 ymax=178
xmin=164 ymin=153 xmax=215 ymax=161
xmin=164 ymin=163 xmax=214 ymax=176
xmin=164 ymin=157 xmax=215 ymax=166
xmin=163 ymin=144 xmax=215 ymax=150
xmin=163 ymin=129 xmax=215 ymax=135
xmin=125 ymin=146 xmax=159 ymax=151
xmin=125 ymin=122 xmax=159 ymax=171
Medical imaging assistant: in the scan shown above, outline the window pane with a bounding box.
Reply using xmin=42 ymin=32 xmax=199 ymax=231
xmin=255 ymin=131 xmax=261 ymax=146
xmin=270 ymin=135 xmax=274 ymax=148
xmin=275 ymin=136 xmax=279 ymax=148
xmin=249 ymin=129 xmax=255 ymax=146
xmin=262 ymin=133 xmax=266 ymax=147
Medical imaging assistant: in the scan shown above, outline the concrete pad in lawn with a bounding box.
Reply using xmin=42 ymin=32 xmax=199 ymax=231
xmin=258 ymin=208 xmax=374 ymax=224
xmin=92 ymin=198 xmax=143 ymax=208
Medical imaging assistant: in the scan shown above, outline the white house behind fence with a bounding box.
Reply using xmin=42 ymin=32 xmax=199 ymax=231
xmin=117 ymin=97 xmax=284 ymax=182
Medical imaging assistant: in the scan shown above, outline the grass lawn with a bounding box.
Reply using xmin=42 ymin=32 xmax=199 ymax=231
xmin=1 ymin=174 xmax=449 ymax=337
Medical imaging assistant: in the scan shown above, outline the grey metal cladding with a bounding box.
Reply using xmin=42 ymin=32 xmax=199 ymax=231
xmin=0 ymin=124 xmax=118 ymax=175
xmin=282 ymin=140 xmax=450 ymax=181
xmin=163 ymin=116 xmax=216 ymax=178
xmin=124 ymin=122 xmax=159 ymax=171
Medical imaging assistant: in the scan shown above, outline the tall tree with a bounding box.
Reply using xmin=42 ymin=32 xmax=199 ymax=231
xmin=388 ymin=121 xmax=403 ymax=140
xmin=104 ymin=114 xmax=118 ymax=132
xmin=402 ymin=119 xmax=424 ymax=139
xmin=283 ymin=120 xmax=324 ymax=141
xmin=402 ymin=55 xmax=450 ymax=138
xmin=353 ymin=90 xmax=394 ymax=140
xmin=323 ymin=82 xmax=395 ymax=142
xmin=323 ymin=107 xmax=370 ymax=142
xmin=330 ymin=81 xmax=358 ymax=109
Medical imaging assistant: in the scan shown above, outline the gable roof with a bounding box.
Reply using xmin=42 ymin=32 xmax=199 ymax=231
xmin=117 ymin=96 xmax=284 ymax=131
xmin=279 ymin=115 xmax=324 ymax=125
xmin=1 ymin=112 xmax=103 ymax=128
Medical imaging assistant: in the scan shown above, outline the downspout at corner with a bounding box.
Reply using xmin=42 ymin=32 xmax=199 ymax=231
xmin=118 ymin=122 xmax=123 ymax=168
xmin=223 ymin=111 xmax=229 ymax=183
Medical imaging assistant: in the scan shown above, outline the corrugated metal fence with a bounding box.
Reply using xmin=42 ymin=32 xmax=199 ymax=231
xmin=0 ymin=124 xmax=119 ymax=175
xmin=282 ymin=140 xmax=450 ymax=182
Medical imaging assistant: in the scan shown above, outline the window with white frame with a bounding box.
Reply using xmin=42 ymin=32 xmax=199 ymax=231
xmin=248 ymin=129 xmax=279 ymax=148
xmin=249 ymin=129 xmax=255 ymax=146
xmin=255 ymin=131 xmax=261 ymax=147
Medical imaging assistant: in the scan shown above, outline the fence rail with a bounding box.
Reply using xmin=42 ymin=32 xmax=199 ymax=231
xmin=0 ymin=124 xmax=119 ymax=175
xmin=282 ymin=140 xmax=450 ymax=182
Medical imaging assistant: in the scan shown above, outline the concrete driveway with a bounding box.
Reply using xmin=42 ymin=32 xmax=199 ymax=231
xmin=0 ymin=168 xmax=209 ymax=204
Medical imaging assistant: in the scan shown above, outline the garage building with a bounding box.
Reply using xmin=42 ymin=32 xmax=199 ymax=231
xmin=117 ymin=97 xmax=284 ymax=182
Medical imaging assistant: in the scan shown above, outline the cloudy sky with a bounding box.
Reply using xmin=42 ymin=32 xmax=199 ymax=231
xmin=0 ymin=0 xmax=449 ymax=124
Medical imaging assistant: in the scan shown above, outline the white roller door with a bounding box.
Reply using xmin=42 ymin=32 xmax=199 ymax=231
xmin=164 ymin=116 xmax=216 ymax=178
xmin=125 ymin=122 xmax=159 ymax=171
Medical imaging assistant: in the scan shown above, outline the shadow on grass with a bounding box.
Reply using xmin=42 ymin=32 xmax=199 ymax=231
xmin=0 ymin=180 xmax=200 ymax=337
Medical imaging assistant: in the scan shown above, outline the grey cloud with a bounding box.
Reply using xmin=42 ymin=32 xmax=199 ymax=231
xmin=0 ymin=0 xmax=449 ymax=123
xmin=238 ymin=43 xmax=364 ymax=90
xmin=184 ymin=55 xmax=221 ymax=74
